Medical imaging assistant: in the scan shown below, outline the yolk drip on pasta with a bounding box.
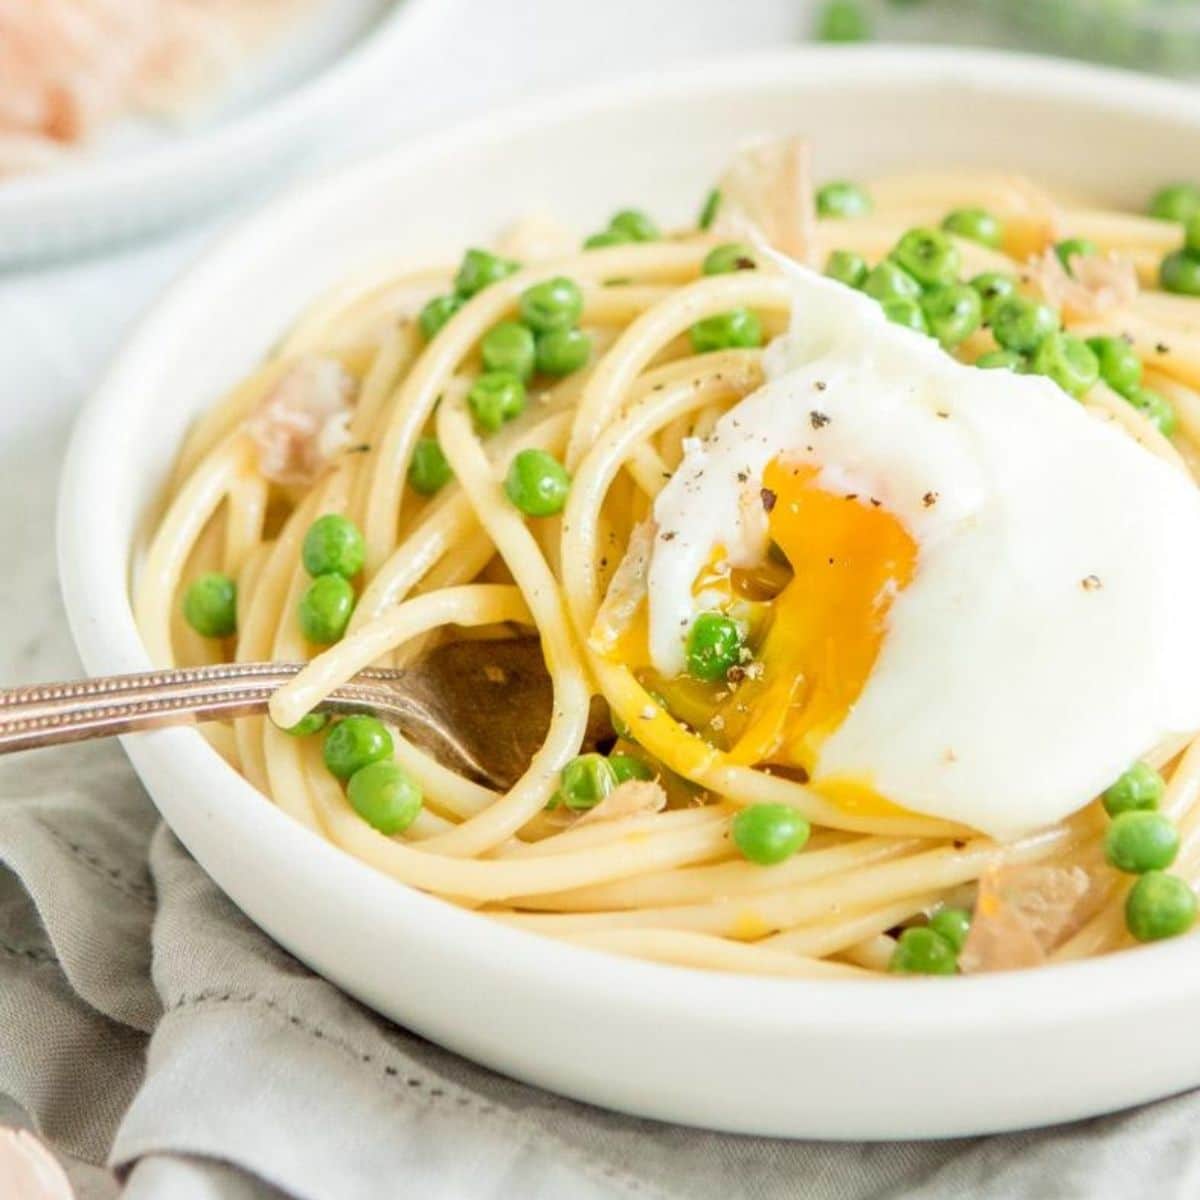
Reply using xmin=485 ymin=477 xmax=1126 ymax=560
xmin=729 ymin=460 xmax=917 ymax=768
xmin=623 ymin=459 xmax=917 ymax=815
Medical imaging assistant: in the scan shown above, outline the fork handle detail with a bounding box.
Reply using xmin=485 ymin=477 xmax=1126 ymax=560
xmin=0 ymin=662 xmax=402 ymax=754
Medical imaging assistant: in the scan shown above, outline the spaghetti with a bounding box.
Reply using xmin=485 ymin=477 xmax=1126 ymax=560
xmin=136 ymin=140 xmax=1200 ymax=978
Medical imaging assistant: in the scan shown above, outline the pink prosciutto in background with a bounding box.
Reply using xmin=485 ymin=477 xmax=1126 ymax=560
xmin=0 ymin=0 xmax=312 ymax=176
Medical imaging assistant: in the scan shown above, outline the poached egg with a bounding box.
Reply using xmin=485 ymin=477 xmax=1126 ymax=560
xmin=641 ymin=263 xmax=1200 ymax=838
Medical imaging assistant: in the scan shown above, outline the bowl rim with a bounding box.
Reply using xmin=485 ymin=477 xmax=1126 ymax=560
xmin=0 ymin=0 xmax=441 ymax=220
xmin=57 ymin=43 xmax=1200 ymax=1042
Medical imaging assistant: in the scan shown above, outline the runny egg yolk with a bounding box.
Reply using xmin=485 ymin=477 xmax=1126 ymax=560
xmin=607 ymin=459 xmax=917 ymax=814
xmin=615 ymin=458 xmax=918 ymax=813
xmin=725 ymin=459 xmax=917 ymax=788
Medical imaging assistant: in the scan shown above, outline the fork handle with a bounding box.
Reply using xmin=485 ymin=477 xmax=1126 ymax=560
xmin=0 ymin=660 xmax=303 ymax=711
xmin=0 ymin=663 xmax=397 ymax=754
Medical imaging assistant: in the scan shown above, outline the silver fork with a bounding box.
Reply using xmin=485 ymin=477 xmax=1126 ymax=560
xmin=0 ymin=637 xmax=609 ymax=790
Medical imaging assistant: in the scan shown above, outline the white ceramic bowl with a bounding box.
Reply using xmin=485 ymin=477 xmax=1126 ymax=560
xmin=58 ymin=47 xmax=1200 ymax=1139
xmin=0 ymin=0 xmax=436 ymax=267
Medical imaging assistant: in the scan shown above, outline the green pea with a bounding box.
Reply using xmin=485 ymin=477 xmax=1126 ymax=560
xmin=347 ymin=760 xmax=422 ymax=835
xmin=504 ymin=448 xmax=570 ymax=517
xmin=816 ymin=0 xmax=870 ymax=44
xmin=298 ymin=573 xmax=355 ymax=644
xmin=1125 ymin=871 xmax=1198 ymax=942
xmin=702 ymin=243 xmax=757 ymax=275
xmin=888 ymin=927 xmax=958 ymax=975
xmin=1149 ymin=182 xmax=1200 ymax=223
xmin=1054 ymin=237 xmax=1098 ymax=274
xmin=519 ymin=276 xmax=584 ymax=334
xmin=407 ymin=436 xmax=453 ymax=496
xmin=920 ymin=283 xmax=982 ymax=348
xmin=1105 ymin=811 xmax=1180 ymax=874
xmin=1160 ymin=250 xmax=1200 ymax=296
xmin=975 ymin=349 xmax=1026 ymax=371
xmin=825 ymin=248 xmax=868 ymax=288
xmin=970 ymin=271 xmax=1019 ymax=322
xmin=301 ymin=513 xmax=364 ymax=579
xmin=928 ymin=907 xmax=972 ymax=953
xmin=323 ymin=714 xmax=393 ymax=781
xmin=685 ymin=611 xmax=743 ymax=682
xmin=481 ymin=321 xmax=536 ymax=380
xmin=698 ymin=187 xmax=721 ymax=231
xmin=1030 ymin=332 xmax=1100 ymax=398
xmin=282 ymin=712 xmax=328 ymax=737
xmin=454 ymin=248 xmax=518 ymax=298
xmin=689 ymin=309 xmax=763 ymax=354
xmin=816 ymin=180 xmax=872 ymax=219
xmin=731 ymin=804 xmax=811 ymax=865
xmin=1185 ymin=213 xmax=1200 ymax=257
xmin=941 ymin=208 xmax=1003 ymax=249
xmin=862 ymin=260 xmax=921 ymax=303
xmin=418 ymin=294 xmax=463 ymax=340
xmin=558 ymin=753 xmax=618 ymax=811
xmin=182 ymin=572 xmax=237 ymax=638
xmin=583 ymin=229 xmax=633 ymax=250
xmin=1103 ymin=761 xmax=1164 ymax=816
xmin=468 ymin=370 xmax=526 ymax=433
xmin=536 ymin=327 xmax=592 ymax=375
xmin=891 ymin=227 xmax=961 ymax=289
xmin=881 ymin=296 xmax=928 ymax=334
xmin=609 ymin=753 xmax=655 ymax=783
xmin=989 ymin=295 xmax=1061 ymax=354
xmin=608 ymin=209 xmax=660 ymax=243
xmin=1087 ymin=336 xmax=1142 ymax=395
xmin=1124 ymin=385 xmax=1178 ymax=436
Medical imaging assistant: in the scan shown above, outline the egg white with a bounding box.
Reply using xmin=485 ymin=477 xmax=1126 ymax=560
xmin=647 ymin=264 xmax=1200 ymax=838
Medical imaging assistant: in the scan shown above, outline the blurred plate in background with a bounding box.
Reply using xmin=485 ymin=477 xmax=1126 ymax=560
xmin=0 ymin=0 xmax=436 ymax=269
